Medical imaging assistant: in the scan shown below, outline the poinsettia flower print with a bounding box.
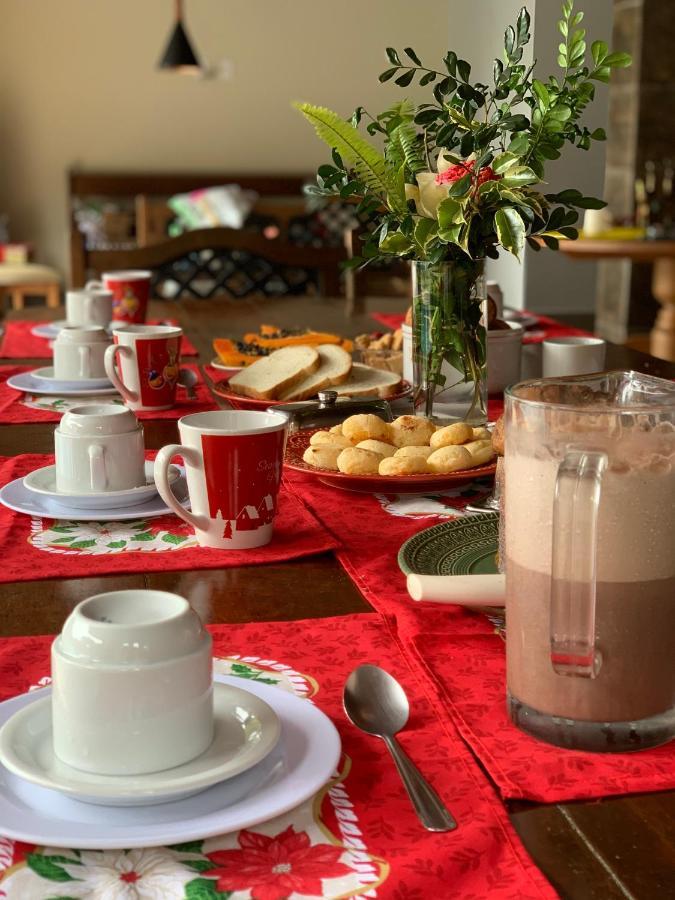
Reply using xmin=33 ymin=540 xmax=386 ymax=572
xmin=203 ymin=826 xmax=352 ymax=900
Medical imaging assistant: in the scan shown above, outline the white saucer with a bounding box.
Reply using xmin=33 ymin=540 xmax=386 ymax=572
xmin=31 ymin=321 xmax=116 ymax=339
xmin=0 ymin=674 xmax=341 ymax=848
xmin=503 ymin=308 xmax=539 ymax=329
xmin=0 ymin=472 xmax=190 ymax=521
xmin=30 ymin=367 xmax=113 ymax=390
xmin=22 ymin=461 xmax=180 ymax=510
xmin=0 ymin=681 xmax=280 ymax=807
xmin=7 ymin=370 xmax=118 ymax=397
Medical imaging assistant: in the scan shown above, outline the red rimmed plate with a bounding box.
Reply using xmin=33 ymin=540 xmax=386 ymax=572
xmin=284 ymin=428 xmax=497 ymax=494
xmin=212 ymin=380 xmax=412 ymax=411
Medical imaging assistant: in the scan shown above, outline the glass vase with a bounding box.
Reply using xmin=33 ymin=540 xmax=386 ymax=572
xmin=411 ymin=260 xmax=487 ymax=425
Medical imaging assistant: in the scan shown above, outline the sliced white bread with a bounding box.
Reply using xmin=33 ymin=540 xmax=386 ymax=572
xmin=332 ymin=363 xmax=402 ymax=399
xmin=278 ymin=344 xmax=352 ymax=402
xmin=227 ymin=345 xmax=319 ymax=400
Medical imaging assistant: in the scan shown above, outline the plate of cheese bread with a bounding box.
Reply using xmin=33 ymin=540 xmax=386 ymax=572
xmin=285 ymin=413 xmax=497 ymax=493
xmin=212 ymin=342 xmax=409 ymax=409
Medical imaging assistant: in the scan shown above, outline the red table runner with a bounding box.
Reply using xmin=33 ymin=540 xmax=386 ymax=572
xmin=285 ymin=473 xmax=675 ymax=803
xmin=0 ymin=319 xmax=199 ymax=359
xmin=0 ymin=364 xmax=216 ymax=424
xmin=0 ymin=614 xmax=554 ymax=899
xmin=370 ymin=310 xmax=589 ymax=344
xmin=0 ymin=455 xmax=337 ymax=583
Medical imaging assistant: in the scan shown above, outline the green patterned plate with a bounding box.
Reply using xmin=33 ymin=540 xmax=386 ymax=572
xmin=398 ymin=513 xmax=499 ymax=576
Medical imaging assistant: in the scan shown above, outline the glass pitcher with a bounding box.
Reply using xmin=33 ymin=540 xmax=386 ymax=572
xmin=504 ymin=371 xmax=675 ymax=752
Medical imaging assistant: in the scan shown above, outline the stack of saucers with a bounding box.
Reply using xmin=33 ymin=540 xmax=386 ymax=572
xmin=0 ymin=590 xmax=340 ymax=848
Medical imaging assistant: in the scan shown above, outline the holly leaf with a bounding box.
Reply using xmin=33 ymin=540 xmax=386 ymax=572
xmin=184 ymin=877 xmax=233 ymax=900
xmin=68 ymin=540 xmax=97 ymax=550
xmin=170 ymin=841 xmax=204 ymax=853
xmin=495 ymin=207 xmax=525 ymax=259
xmin=131 ymin=531 xmax=155 ymax=542
xmin=162 ymin=533 xmax=189 ymax=545
xmin=26 ymin=853 xmax=78 ymax=882
xmin=106 ymin=540 xmax=127 ymax=549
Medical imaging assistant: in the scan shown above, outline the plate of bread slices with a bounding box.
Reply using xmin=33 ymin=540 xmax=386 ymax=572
xmin=212 ymin=343 xmax=409 ymax=409
xmin=285 ymin=414 xmax=497 ymax=493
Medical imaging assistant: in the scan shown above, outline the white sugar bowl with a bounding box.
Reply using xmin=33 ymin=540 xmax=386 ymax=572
xmin=51 ymin=590 xmax=213 ymax=776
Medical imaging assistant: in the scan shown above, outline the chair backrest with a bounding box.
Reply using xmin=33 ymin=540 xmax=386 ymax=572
xmin=343 ymin=227 xmax=410 ymax=316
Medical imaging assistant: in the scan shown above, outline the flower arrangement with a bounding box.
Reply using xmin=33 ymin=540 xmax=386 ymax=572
xmin=296 ymin=1 xmax=630 ymax=421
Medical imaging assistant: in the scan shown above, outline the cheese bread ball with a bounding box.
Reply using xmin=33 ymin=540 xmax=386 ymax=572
xmin=394 ymin=445 xmax=433 ymax=461
xmin=309 ymin=431 xmax=352 ymax=449
xmin=430 ymin=422 xmax=473 ymax=449
xmin=472 ymin=426 xmax=491 ymax=441
xmin=303 ymin=445 xmax=342 ymax=470
xmin=337 ymin=447 xmax=382 ymax=475
xmin=389 ymin=415 xmax=435 ymax=448
xmin=462 ymin=439 xmax=493 ymax=456
xmin=379 ymin=455 xmax=430 ymax=476
xmin=464 ymin=439 xmax=496 ymax=467
xmin=356 ymin=439 xmax=397 ymax=458
xmin=427 ymin=444 xmax=472 ymax=474
xmin=342 ymin=414 xmax=391 ymax=445
xmin=329 ymin=423 xmax=344 ymax=435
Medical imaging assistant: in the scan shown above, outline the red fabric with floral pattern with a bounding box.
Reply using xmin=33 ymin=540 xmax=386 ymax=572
xmin=0 ymin=454 xmax=337 ymax=582
xmin=0 ymin=364 xmax=216 ymax=424
xmin=284 ymin=474 xmax=675 ymax=803
xmin=0 ymin=319 xmax=199 ymax=358
xmin=0 ymin=615 xmax=555 ymax=899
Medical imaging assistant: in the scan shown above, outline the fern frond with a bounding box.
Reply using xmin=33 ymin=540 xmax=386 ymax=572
xmin=294 ymin=103 xmax=407 ymax=215
xmin=395 ymin=122 xmax=427 ymax=175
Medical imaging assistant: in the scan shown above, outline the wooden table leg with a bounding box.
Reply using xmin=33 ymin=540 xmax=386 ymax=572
xmin=651 ymin=258 xmax=675 ymax=362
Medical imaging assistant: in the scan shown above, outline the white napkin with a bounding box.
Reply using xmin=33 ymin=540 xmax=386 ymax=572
xmin=406 ymin=573 xmax=505 ymax=606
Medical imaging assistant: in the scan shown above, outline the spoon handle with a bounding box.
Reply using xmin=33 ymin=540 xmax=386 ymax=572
xmin=383 ymin=735 xmax=457 ymax=832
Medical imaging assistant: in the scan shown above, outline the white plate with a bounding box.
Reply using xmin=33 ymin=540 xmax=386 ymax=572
xmin=0 ymin=682 xmax=281 ymax=807
xmin=31 ymin=320 xmax=68 ymax=339
xmin=7 ymin=371 xmax=118 ymax=397
xmin=210 ymin=357 xmax=244 ymax=374
xmin=30 ymin=367 xmax=113 ymax=389
xmin=22 ymin=461 xmax=180 ymax=510
xmin=0 ymin=674 xmax=341 ymax=848
xmin=0 ymin=473 xmax=191 ymax=521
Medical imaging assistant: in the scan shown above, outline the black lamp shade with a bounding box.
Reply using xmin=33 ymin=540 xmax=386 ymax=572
xmin=158 ymin=19 xmax=201 ymax=71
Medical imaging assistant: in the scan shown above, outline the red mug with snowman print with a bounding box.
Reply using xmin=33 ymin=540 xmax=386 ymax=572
xmin=104 ymin=324 xmax=183 ymax=411
xmin=86 ymin=270 xmax=152 ymax=324
xmin=154 ymin=410 xmax=288 ymax=549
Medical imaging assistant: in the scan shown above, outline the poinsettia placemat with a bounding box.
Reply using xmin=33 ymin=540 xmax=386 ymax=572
xmin=0 ymin=614 xmax=554 ymax=899
xmin=0 ymin=455 xmax=337 ymax=582
xmin=0 ymin=365 xmax=216 ymax=424
xmin=0 ymin=320 xmax=199 ymax=359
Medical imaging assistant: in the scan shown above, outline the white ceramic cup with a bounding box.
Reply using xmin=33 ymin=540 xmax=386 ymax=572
xmin=51 ymin=590 xmax=214 ymax=775
xmin=66 ymin=289 xmax=114 ymax=329
xmin=105 ymin=324 xmax=183 ymax=412
xmin=54 ymin=404 xmax=146 ymax=494
xmin=52 ymin=326 xmax=111 ymax=381
xmin=487 ymin=322 xmax=523 ymax=394
xmin=154 ymin=410 xmax=288 ymax=549
xmin=542 ymin=336 xmax=607 ymax=378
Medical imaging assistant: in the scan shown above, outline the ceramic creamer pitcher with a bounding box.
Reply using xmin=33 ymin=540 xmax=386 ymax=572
xmin=504 ymin=371 xmax=675 ymax=752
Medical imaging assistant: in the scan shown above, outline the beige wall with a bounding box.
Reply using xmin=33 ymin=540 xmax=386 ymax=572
xmin=0 ymin=0 xmax=450 ymax=277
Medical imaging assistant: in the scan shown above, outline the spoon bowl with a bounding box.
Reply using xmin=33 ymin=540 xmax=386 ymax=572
xmin=343 ymin=664 xmax=457 ymax=832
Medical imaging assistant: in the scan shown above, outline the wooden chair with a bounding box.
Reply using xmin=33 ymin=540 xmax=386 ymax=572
xmin=0 ymin=264 xmax=61 ymax=310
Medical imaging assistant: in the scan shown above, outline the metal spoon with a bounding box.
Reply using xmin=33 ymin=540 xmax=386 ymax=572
xmin=343 ymin=664 xmax=457 ymax=832
xmin=178 ymin=368 xmax=198 ymax=401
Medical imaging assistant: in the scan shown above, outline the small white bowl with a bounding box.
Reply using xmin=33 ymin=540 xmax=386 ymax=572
xmin=51 ymin=590 xmax=213 ymax=776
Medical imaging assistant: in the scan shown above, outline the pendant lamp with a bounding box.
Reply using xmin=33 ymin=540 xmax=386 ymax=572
xmin=158 ymin=0 xmax=201 ymax=73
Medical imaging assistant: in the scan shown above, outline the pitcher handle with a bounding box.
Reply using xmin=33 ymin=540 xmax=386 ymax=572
xmin=550 ymin=448 xmax=608 ymax=679
xmin=104 ymin=344 xmax=137 ymax=403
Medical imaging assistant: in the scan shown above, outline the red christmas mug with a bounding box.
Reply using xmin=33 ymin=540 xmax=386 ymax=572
xmin=87 ymin=270 xmax=152 ymax=324
xmin=104 ymin=324 xmax=183 ymax=411
xmin=154 ymin=410 xmax=288 ymax=549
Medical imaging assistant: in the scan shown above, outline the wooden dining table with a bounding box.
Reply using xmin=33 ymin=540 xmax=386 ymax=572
xmin=1 ymin=297 xmax=674 ymax=900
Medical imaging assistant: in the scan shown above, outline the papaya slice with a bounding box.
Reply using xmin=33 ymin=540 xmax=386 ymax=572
xmin=244 ymin=331 xmax=343 ymax=348
xmin=213 ymin=338 xmax=270 ymax=367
